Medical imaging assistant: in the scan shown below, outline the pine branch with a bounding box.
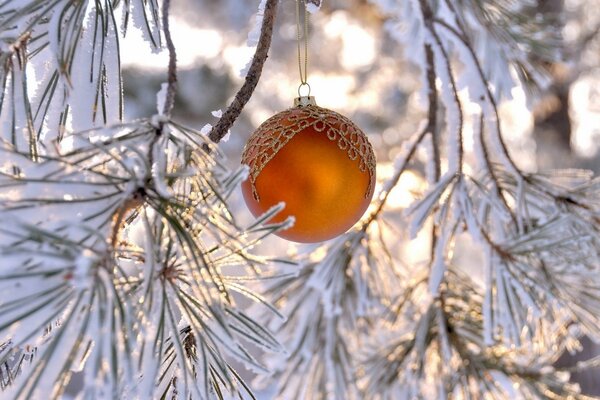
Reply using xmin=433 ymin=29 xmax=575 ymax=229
xmin=0 ymin=118 xmax=290 ymax=398
xmin=363 ymin=271 xmax=600 ymax=399
xmin=0 ymin=0 xmax=166 ymax=144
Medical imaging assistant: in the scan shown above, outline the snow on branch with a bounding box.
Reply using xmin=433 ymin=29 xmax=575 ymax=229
xmin=0 ymin=118 xmax=290 ymax=397
xmin=363 ymin=271 xmax=589 ymax=399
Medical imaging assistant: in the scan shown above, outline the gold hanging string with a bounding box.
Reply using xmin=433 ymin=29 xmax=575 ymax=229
xmin=296 ymin=0 xmax=310 ymax=97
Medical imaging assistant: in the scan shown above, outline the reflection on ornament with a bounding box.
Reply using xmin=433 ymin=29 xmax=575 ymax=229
xmin=242 ymin=97 xmax=376 ymax=243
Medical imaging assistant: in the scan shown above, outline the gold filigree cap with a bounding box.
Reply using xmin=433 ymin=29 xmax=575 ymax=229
xmin=242 ymin=104 xmax=376 ymax=201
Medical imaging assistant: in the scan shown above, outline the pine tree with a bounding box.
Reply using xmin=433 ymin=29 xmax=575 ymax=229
xmin=1 ymin=0 xmax=600 ymax=399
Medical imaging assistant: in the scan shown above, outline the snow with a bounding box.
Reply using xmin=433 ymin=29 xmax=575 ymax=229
xmin=156 ymin=83 xmax=169 ymax=116
xmin=151 ymin=136 xmax=173 ymax=199
xmin=247 ymin=0 xmax=267 ymax=47
xmin=306 ymin=3 xmax=321 ymax=14
xmin=72 ymin=249 xmax=97 ymax=289
xmin=200 ymin=123 xmax=212 ymax=135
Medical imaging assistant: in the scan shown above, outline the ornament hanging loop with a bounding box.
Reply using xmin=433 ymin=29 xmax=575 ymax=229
xmin=296 ymin=0 xmax=309 ymax=86
xmin=295 ymin=0 xmax=313 ymax=107
xmin=297 ymin=82 xmax=311 ymax=97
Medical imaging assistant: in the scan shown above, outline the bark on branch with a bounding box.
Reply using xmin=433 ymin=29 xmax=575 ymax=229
xmin=208 ymin=0 xmax=279 ymax=143
xmin=161 ymin=0 xmax=177 ymax=117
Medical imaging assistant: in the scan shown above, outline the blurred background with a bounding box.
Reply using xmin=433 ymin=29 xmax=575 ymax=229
xmin=118 ymin=0 xmax=600 ymax=395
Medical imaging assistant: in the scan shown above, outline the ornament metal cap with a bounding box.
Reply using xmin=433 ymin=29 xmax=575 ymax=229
xmin=294 ymin=96 xmax=317 ymax=107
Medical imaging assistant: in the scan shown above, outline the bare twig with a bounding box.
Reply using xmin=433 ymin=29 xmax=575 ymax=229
xmin=161 ymin=0 xmax=177 ymax=117
xmin=208 ymin=0 xmax=279 ymax=143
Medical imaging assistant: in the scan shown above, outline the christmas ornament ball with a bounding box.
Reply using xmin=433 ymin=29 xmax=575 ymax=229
xmin=241 ymin=99 xmax=376 ymax=243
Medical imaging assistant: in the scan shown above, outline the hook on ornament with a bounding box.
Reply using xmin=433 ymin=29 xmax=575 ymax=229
xmin=297 ymin=82 xmax=311 ymax=97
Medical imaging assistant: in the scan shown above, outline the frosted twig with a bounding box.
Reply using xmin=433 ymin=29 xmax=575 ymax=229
xmin=434 ymin=9 xmax=594 ymax=221
xmin=208 ymin=0 xmax=279 ymax=143
xmin=431 ymin=4 xmax=523 ymax=224
xmin=161 ymin=0 xmax=177 ymax=117
xmin=361 ymin=43 xmax=439 ymax=228
xmin=418 ymin=0 xmax=464 ymax=174
xmin=432 ymin=16 xmax=518 ymax=177
xmin=476 ymin=114 xmax=517 ymax=223
xmin=437 ymin=6 xmax=581 ymax=231
xmin=459 ymin=179 xmax=515 ymax=261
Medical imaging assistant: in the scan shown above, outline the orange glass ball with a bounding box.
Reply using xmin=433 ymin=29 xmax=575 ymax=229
xmin=241 ymin=99 xmax=376 ymax=243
